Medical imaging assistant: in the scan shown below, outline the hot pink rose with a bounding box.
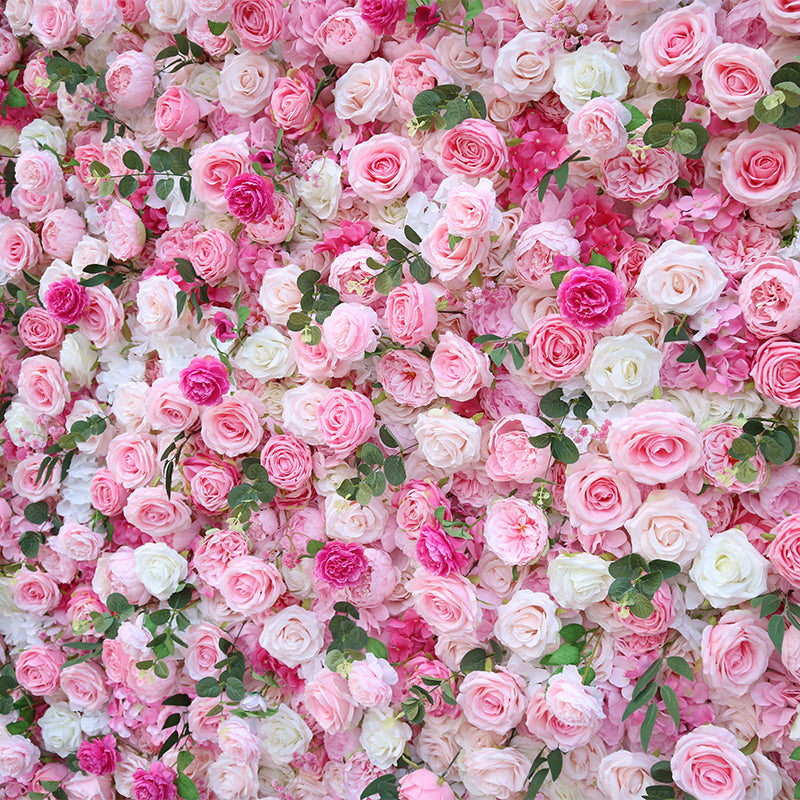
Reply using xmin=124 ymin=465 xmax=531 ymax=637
xmin=317 ymin=388 xmax=375 ymax=456
xmin=15 ymin=645 xmax=65 ymax=695
xmin=384 ymin=283 xmax=438 ymax=347
xmin=347 ymin=133 xmax=420 ymax=204
xmin=105 ymin=51 xmax=156 ymax=109
xmin=457 ymin=668 xmax=527 ymax=735
xmin=179 ymin=356 xmax=230 ymax=407
xmin=670 ymin=726 xmax=755 ymax=800
xmin=751 ymin=337 xmax=800 ymax=407
xmin=431 ymin=332 xmax=492 ymax=402
xmin=260 ymin=434 xmax=313 ymax=491
xmin=76 ymin=735 xmax=118 ymax=776
xmin=18 ymin=308 xmax=64 ymax=352
xmin=314 ymin=540 xmax=368 ymax=588
xmin=526 ymin=314 xmax=594 ymax=381
xmin=131 ymin=763 xmax=177 ymax=800
xmin=440 ymin=119 xmax=507 ymax=177
xmin=377 ymin=350 xmax=436 ymax=407
xmin=219 ymin=555 xmax=284 ymax=615
xmin=17 ymin=355 xmax=70 ymax=416
xmin=43 ymin=277 xmax=88 ymax=325
xmin=224 ymin=173 xmax=276 ymax=224
xmin=230 ymin=0 xmax=284 ymax=51
xmin=557 ymin=266 xmax=626 ymax=331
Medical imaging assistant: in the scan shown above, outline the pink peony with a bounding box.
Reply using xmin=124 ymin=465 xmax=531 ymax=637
xmin=224 ymin=173 xmax=276 ymax=224
xmin=131 ymin=763 xmax=177 ymax=800
xmin=43 ymin=278 xmax=88 ymax=325
xmin=314 ymin=541 xmax=368 ymax=587
xmin=76 ymin=735 xmax=119 ymax=776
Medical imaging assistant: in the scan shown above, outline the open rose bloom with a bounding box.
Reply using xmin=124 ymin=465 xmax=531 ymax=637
xmin=3 ymin=0 xmax=800 ymax=798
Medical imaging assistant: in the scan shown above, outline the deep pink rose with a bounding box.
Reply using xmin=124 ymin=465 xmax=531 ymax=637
xmin=77 ymin=735 xmax=119 ymax=776
xmin=314 ymin=541 xmax=368 ymax=587
xmin=224 ymin=173 xmax=275 ymax=224
xmin=178 ymin=356 xmax=231 ymax=407
xmin=557 ymin=266 xmax=626 ymax=330
xmin=44 ymin=278 xmax=88 ymax=324
xmin=131 ymin=763 xmax=177 ymax=800
xmin=360 ymin=0 xmax=405 ymax=35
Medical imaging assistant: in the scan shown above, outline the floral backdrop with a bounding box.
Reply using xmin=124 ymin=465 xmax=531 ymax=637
xmin=0 ymin=0 xmax=800 ymax=799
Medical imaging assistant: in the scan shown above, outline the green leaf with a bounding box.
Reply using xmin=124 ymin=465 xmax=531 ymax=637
xmin=164 ymin=693 xmax=191 ymax=706
xmin=177 ymin=751 xmax=194 ymax=772
xmin=769 ymin=614 xmax=785 ymax=653
xmin=106 ymin=593 xmax=133 ymax=616
xmin=386 ymin=239 xmax=409 ymax=260
xmin=671 ymin=125 xmax=698 ymax=155
xmin=366 ymin=637 xmax=389 ymax=660
xmin=609 ymin=553 xmax=647 ymax=580
xmin=553 ymin=161 xmax=570 ymax=191
xmin=734 ymin=460 xmax=759 ymax=484
xmin=645 ymin=785 xmax=676 ymax=799
xmin=153 ymin=661 xmax=169 ymax=679
xmin=383 ymin=454 xmax=406 ymax=487
xmin=650 ymin=760 xmax=673 ymax=783
xmin=543 ymin=643 xmax=581 ymax=666
xmin=665 ymin=324 xmax=691 ymax=342
xmin=467 ymin=90 xmax=487 ymax=119
xmin=379 ymin=425 xmax=400 ymax=449
xmin=374 ymin=270 xmax=394 ymax=296
xmin=549 ymin=269 xmax=568 ymax=289
xmin=539 ymin=388 xmax=569 ymax=419
xmin=760 ymin=434 xmax=789 ymax=465
xmin=403 ymin=225 xmax=422 ymax=245
xmin=649 ymin=560 xmax=680 ymax=580
xmin=176 ymin=773 xmax=199 ymax=800
xmin=360 ymin=443 xmax=384 ymax=466
xmin=361 ymin=774 xmax=399 ymax=800
xmin=754 ymin=95 xmax=785 ymax=125
xmin=333 ymin=601 xmax=360 ymax=619
xmin=547 ymin=749 xmax=563 ymax=781
xmin=622 ymin=102 xmax=647 ymax=132
xmin=24 ymin=501 xmax=50 ymax=525
xmin=122 ymin=150 xmax=144 ymax=171
xmin=174 ymin=258 xmax=196 ymax=283
xmin=443 ymin=98 xmax=470 ymax=129
xmin=629 ymin=594 xmax=655 ymax=619
xmin=409 ymin=257 xmax=431 ymax=284
xmin=526 ymin=769 xmax=549 ymax=800
xmin=559 ymin=624 xmax=586 ymax=644
xmin=651 ymin=98 xmax=686 ymax=125
xmin=641 ymin=701 xmax=658 ymax=752
xmin=460 ymin=647 xmax=489 ymax=674
xmin=636 ymin=572 xmax=663 ymax=598
xmin=660 ymin=684 xmax=680 ymax=728
xmin=196 ymin=677 xmax=222 ymax=697
xmin=643 ymin=122 xmax=676 ymax=148
xmin=677 ymin=75 xmax=691 ymax=96
xmin=589 ymin=251 xmax=613 ymax=270
xmin=225 ymin=676 xmax=246 ymax=701
xmin=90 ymin=160 xmax=110 ymax=177
xmin=413 ymin=90 xmax=442 ymax=118
xmin=156 ymin=178 xmax=174 ymax=200
xmin=666 ymin=656 xmax=694 ymax=681
xmin=551 ymin=434 xmax=579 ymax=465
xmin=18 ymin=531 xmax=41 ymax=559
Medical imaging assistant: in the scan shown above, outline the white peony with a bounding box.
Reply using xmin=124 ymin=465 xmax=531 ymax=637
xmin=296 ymin=158 xmax=343 ymax=221
xmin=260 ymin=704 xmax=313 ymax=765
xmin=39 ymin=702 xmax=82 ymax=757
xmin=547 ymin=552 xmax=613 ymax=610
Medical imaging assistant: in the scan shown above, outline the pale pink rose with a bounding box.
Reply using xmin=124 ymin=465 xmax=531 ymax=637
xmin=333 ymin=58 xmax=393 ymax=125
xmin=440 ymin=118 xmax=507 ymax=177
xmin=564 ymin=454 xmax=641 ymax=535
xmin=19 ymin=308 xmax=64 ymax=352
xmin=291 ymin=329 xmax=348 ymax=381
xmin=15 ymin=150 xmax=62 ymax=194
xmin=494 ymin=31 xmax=554 ymax=103
xmin=53 ymin=523 xmax=104 ymax=562
xmin=303 ymin=669 xmax=359 ymax=734
xmin=347 ymin=654 xmax=396 ymax=709
xmin=0 ymin=733 xmax=40 ymax=779
xmin=260 ymin=434 xmax=313 ymax=491
xmin=76 ymin=0 xmax=122 ymax=36
xmin=602 ymin=146 xmax=680 ymax=205
xmin=597 ymin=752 xmax=658 ymax=800
xmin=759 ymin=0 xmax=800 ymax=34
xmin=384 ymin=282 xmax=438 ymax=347
xmin=720 ymin=130 xmax=800 ymax=207
xmin=317 ymin=388 xmax=375 ymax=456
xmin=106 ymin=433 xmax=159 ymax=489
xmin=13 ymin=570 xmax=60 ymax=615
xmin=145 ymin=378 xmax=200 ymax=433
xmin=271 ymin=71 xmax=320 ymax=135
xmin=105 ymin=201 xmax=145 ymax=261
xmin=189 ymin=134 xmax=250 ymax=213
xmin=327 ymin=244 xmax=383 ymax=305
xmin=461 ymin=747 xmax=531 ymax=800
xmin=377 ymin=350 xmax=436 ymax=407
xmin=315 ymin=9 xmax=377 ymax=67
xmin=493 ymin=589 xmax=560 ymax=660
xmin=0 ymin=220 xmax=42 ymax=277
xmin=123 ymin=487 xmax=197 ymax=550
xmin=78 ymin=285 xmax=124 ymax=348
xmin=187 ymin=696 xmax=223 ymax=745
xmin=189 ymin=465 xmax=236 ymax=514
xmin=701 ymin=610 xmax=771 ymax=697
xmin=154 ymin=86 xmax=201 ymax=144
xmin=420 ymin=219 xmax=490 ymax=287
xmin=515 ymin=220 xmax=580 ymax=288
xmin=484 ymin=497 xmax=549 ymax=566
xmin=751 ymin=337 xmax=800 ymax=407
xmin=457 ymin=668 xmax=527 ymax=735
xmin=606 ymin=400 xmax=703 ymax=484
xmin=201 ymin=391 xmax=265 ymax=457
xmin=568 ymin=97 xmax=631 ymax=161
xmin=347 ymin=133 xmax=420 ymax=204
xmin=31 ymin=0 xmax=78 ymax=48
xmin=526 ymin=314 xmax=594 ymax=381
xmin=220 ymin=52 xmax=278 ymax=118
xmin=105 ymin=50 xmax=156 ymax=108
xmin=191 ymin=229 xmax=238 ymax=285
xmin=90 ymin=469 xmax=128 ymax=517
xmin=407 ymin=569 xmax=480 ymax=637
xmin=15 ymin=645 xmax=65 ymax=695
xmin=246 ymin=191 xmax=296 ymax=245
xmin=525 ymin=666 xmax=605 ymax=751
xmin=767 ymin=514 xmax=800 ymax=588
xmin=219 ymin=555 xmax=284 ymax=615
xmin=59 ymin=662 xmax=109 ymax=711
xmin=321 ymin=303 xmax=379 ymax=361
xmin=17 ymin=355 xmax=70 ymax=416
xmin=184 ymin=622 xmax=224 ymax=681
xmin=739 ymin=256 xmax=800 ymax=339
xmin=430 ymin=332 xmax=492 ymax=402
xmin=702 ymin=43 xmax=774 ymax=123
xmin=398 ymin=768 xmax=457 ymax=800
xmin=230 ymin=0 xmax=284 ymax=51
xmin=443 ymin=178 xmax=499 ymax=238
xmin=670 ymin=725 xmax=755 ymax=800
xmin=485 ymin=414 xmax=551 ymax=483
xmin=638 ymin=2 xmax=720 ymax=82
xmin=0 ymin=29 xmax=22 ymax=75
xmin=413 ymin=408 xmax=482 ymax=471
xmin=193 ymin=528 xmax=250 ymax=588
xmin=12 ymin=454 xmax=60 ymax=501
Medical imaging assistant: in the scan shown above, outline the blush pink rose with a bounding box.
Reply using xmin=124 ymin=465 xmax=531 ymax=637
xmin=739 ymin=256 xmax=800 ymax=339
xmin=18 ymin=355 xmax=70 ymax=416
xmin=260 ymin=434 xmax=313 ymax=491
xmin=457 ymin=668 xmax=527 ymax=735
xmin=767 ymin=514 xmax=800 ymax=588
xmin=431 ymin=332 xmax=492 ymax=402
xmin=18 ymin=308 xmax=64 ymax=352
xmin=602 ymin=146 xmax=680 ymax=204
xmin=15 ymin=150 xmax=62 ymax=194
xmin=720 ymin=130 xmax=800 ymax=207
xmin=12 ymin=455 xmax=60 ymax=501
xmin=189 ymin=465 xmax=236 ymax=515
xmin=347 ymin=133 xmax=420 ymax=204
xmin=106 ymin=433 xmax=159 ymax=489
xmin=193 ymin=529 xmax=250 ymax=587
xmin=190 ymin=229 xmax=238 ymax=285
xmin=670 ymin=726 xmax=755 ymax=800
xmin=751 ymin=337 xmax=800 ymax=407
xmin=526 ymin=314 xmax=593 ymax=381
xmin=321 ymin=303 xmax=379 ymax=361
xmin=154 ymin=86 xmax=201 ymax=144
xmin=440 ymin=119 xmax=507 ymax=177
xmin=317 ymin=388 xmax=375 ymax=456
xmin=759 ymin=0 xmax=800 ymax=34
xmin=420 ymin=219 xmax=490 ymax=287
xmin=123 ymin=487 xmax=197 ymax=550
xmin=105 ymin=201 xmax=145 ymax=261
xmin=219 ymin=555 xmax=284 ymax=615
xmin=31 ymin=0 xmax=77 ymax=49
xmin=443 ymin=178 xmax=499 ymax=238
xmin=59 ymin=662 xmax=109 ymax=711
xmin=0 ymin=220 xmax=42 ymax=277
xmin=230 ymin=0 xmax=284 ymax=51
xmin=407 ymin=570 xmax=480 ymax=637
xmin=384 ymin=283 xmax=438 ymax=347
xmin=515 ymin=221 xmax=580 ymax=289
xmin=483 ymin=496 xmax=548 ymax=569
xmin=13 ymin=570 xmax=60 ymax=615
xmin=145 ymin=379 xmax=200 ymax=433
xmin=567 ymin=98 xmax=630 ymax=160
xmin=90 ymin=469 xmax=128 ymax=517
xmin=189 ymin=134 xmax=250 ymax=213
xmin=303 ymin=669 xmax=359 ymax=733
xmin=78 ymin=286 xmax=124 ymax=348
xmin=398 ymin=769 xmax=457 ymax=800
xmin=201 ymin=391 xmax=265 ymax=457
xmin=184 ymin=622 xmax=225 ymax=681
xmin=485 ymin=414 xmax=551 ymax=484
xmin=606 ymin=400 xmax=704 ymax=484
xmin=377 ymin=350 xmax=436 ymax=407
xmin=701 ymin=43 xmax=774 ymax=123
xmin=53 ymin=523 xmax=104 ymax=562
xmin=105 ymin=51 xmax=156 ymax=108
xmin=15 ymin=645 xmax=65 ymax=695
xmin=41 ymin=207 xmax=84 ymax=259
xmin=270 ymin=72 xmax=320 ymax=137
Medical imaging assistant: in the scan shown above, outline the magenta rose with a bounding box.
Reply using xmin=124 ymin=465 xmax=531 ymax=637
xmin=77 ymin=734 xmax=119 ymax=776
xmin=224 ymin=173 xmax=275 ymax=224
xmin=314 ymin=541 xmax=368 ymax=587
xmin=44 ymin=277 xmax=88 ymax=325
xmin=360 ymin=0 xmax=406 ymax=35
xmin=131 ymin=763 xmax=177 ymax=800
xmin=178 ymin=356 xmax=230 ymax=407
xmin=557 ymin=266 xmax=626 ymax=330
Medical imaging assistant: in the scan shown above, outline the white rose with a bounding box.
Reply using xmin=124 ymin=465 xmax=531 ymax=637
xmin=494 ymin=589 xmax=560 ymax=660
xmin=597 ymin=752 xmax=657 ymax=800
xmin=4 ymin=402 xmax=46 ymax=447
xmin=296 ymin=158 xmax=343 ymax=221
xmin=494 ymin=31 xmax=554 ymax=103
xmin=359 ymin=709 xmax=412 ymax=770
xmin=233 ymin=327 xmax=295 ymax=381
xmin=112 ymin=381 xmax=149 ymax=432
xmin=547 ymin=552 xmax=613 ymax=610
xmin=183 ymin=63 xmax=221 ymax=102
xmin=134 ymin=542 xmax=188 ymax=600
xmin=689 ymin=529 xmax=769 ymax=609
xmin=281 ymin=383 xmax=330 ymax=446
xmin=259 ymin=264 xmax=302 ymax=326
xmin=281 ymin=560 xmax=315 ymax=600
xmin=71 ymin=235 xmax=109 ymax=270
xmin=219 ymin=53 xmax=277 ymax=118
xmin=325 ymin=494 xmax=388 ymax=544
xmin=39 ymin=702 xmax=82 ymax=757
xmin=586 ymin=333 xmax=663 ymax=405
xmin=260 ymin=704 xmax=313 ymax=765
xmin=136 ymin=275 xmax=185 ymax=334
xmin=18 ymin=119 xmax=67 ymax=155
xmin=636 ymin=241 xmax=727 ymax=316
xmin=333 ymin=59 xmax=393 ymax=125
xmin=145 ymin=0 xmax=189 ymax=33
xmin=259 ymin=606 xmax=324 ymax=668
xmin=4 ymin=0 xmax=32 ymax=35
xmin=706 ymin=389 xmax=777 ymax=426
xmin=413 ymin=408 xmax=482 ymax=471
xmin=60 ymin=331 xmax=97 ymax=386
xmin=553 ymin=42 xmax=629 ymax=113
xmin=207 ymin=756 xmax=258 ymax=800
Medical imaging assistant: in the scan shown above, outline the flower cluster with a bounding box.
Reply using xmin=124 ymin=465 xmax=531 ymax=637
xmin=0 ymin=1 xmax=799 ymax=800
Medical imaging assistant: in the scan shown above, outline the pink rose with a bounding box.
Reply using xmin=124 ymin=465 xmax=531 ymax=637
xmin=224 ymin=173 xmax=276 ymax=223
xmin=443 ymin=178 xmax=499 ymax=238
xmin=348 ymin=654 xmax=396 ymax=708
xmin=767 ymin=514 xmax=800 ymax=588
xmin=347 ymin=133 xmax=420 ymax=204
xmin=0 ymin=220 xmax=42 ymax=277
xmin=77 ymin=735 xmax=119 ymax=776
xmin=314 ymin=540 xmax=368 ymax=588
xmin=557 ymin=266 xmax=626 ymax=331
xmin=59 ymin=662 xmax=109 ymax=711
xmin=270 ymin=72 xmax=320 ymax=137
xmin=79 ymin=286 xmax=124 ymax=349
xmin=15 ymin=645 xmax=65 ymax=695
xmin=407 ymin=570 xmax=480 ymax=637
xmin=41 ymin=209 xmax=85 ymax=262
xmin=15 ymin=150 xmax=62 ymax=194
xmin=189 ymin=465 xmax=236 ymax=515
xmin=53 ymin=523 xmax=104 ymax=562
xmin=484 ymin=497 xmax=549 ymax=566
xmin=201 ymin=391 xmax=265 ymax=457
xmin=720 ymin=130 xmax=800 ymax=207
xmin=567 ymin=98 xmax=630 ymax=160
xmin=189 ymin=134 xmax=250 ymax=213
xmin=107 ymin=433 xmax=159 ymax=489
xmin=260 ymin=434 xmax=313 ymax=491
xmin=420 ymin=219 xmax=490 ymax=287
xmin=751 ymin=337 xmax=800 ymax=407
xmin=17 ymin=355 xmax=70 ymax=416
xmin=18 ymin=308 xmax=64 ymax=352
xmin=759 ymin=0 xmax=800 ymax=35
xmin=193 ymin=528 xmax=250 ymax=587
xmin=398 ymin=769 xmax=457 ymax=800
xmin=105 ymin=201 xmax=145 ymax=261
xmin=190 ymin=229 xmax=238 ymax=285
xmin=93 ymin=548 xmax=149 ymax=605
xmin=179 ymin=356 xmax=230 ymax=407
xmin=12 ymin=454 xmax=60 ymax=500
xmin=31 ymin=0 xmax=77 ymax=48
xmin=739 ymin=256 xmax=800 ymax=338
xmin=105 ymin=51 xmax=156 ymax=109
xmin=0 ymin=733 xmax=39 ymax=779
xmin=327 ymin=245 xmax=383 ymax=305
xmin=303 ymin=669 xmax=359 ymax=733
xmin=702 ymin=423 xmax=768 ymax=492
xmin=145 ymin=379 xmax=200 ymax=433
xmin=90 ymin=469 xmax=128 ymax=517
xmin=384 ymin=282 xmax=438 ymax=347
xmin=670 ymin=726 xmax=755 ymax=800
xmin=219 ymin=555 xmax=284 ymax=615
xmin=321 ymin=303 xmax=379 ymax=361
xmin=246 ymin=191 xmax=296 ymax=244
xmin=430 ymin=332 xmax=492 ymax=402
xmin=457 ymin=668 xmax=527 ymax=735
xmin=230 ymin=0 xmax=284 ymax=51
xmin=123 ymin=487 xmax=197 ymax=550
xmin=415 ymin=524 xmax=468 ymax=576
xmin=638 ymin=2 xmax=720 ymax=82
xmin=485 ymin=414 xmax=551 ymax=483
xmin=317 ymin=388 xmax=375 ymax=456
xmin=154 ymin=86 xmax=201 ymax=144
xmin=702 ymin=43 xmax=774 ymax=123
xmin=389 ymin=50 xmax=450 ymax=119
xmin=606 ymin=400 xmax=703 ymax=484
xmin=131 ymin=763 xmax=177 ymax=800
xmin=314 ymin=9 xmax=377 ymax=67
xmin=526 ymin=314 xmax=594 ymax=381
xmin=377 ymin=350 xmax=436 ymax=407
xmin=184 ymin=622 xmax=225 ymax=681
xmin=13 ymin=570 xmax=60 ymax=615
xmin=439 ymin=119 xmax=507 ymax=177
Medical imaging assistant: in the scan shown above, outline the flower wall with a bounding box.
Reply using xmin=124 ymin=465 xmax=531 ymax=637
xmin=0 ymin=0 xmax=800 ymax=800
